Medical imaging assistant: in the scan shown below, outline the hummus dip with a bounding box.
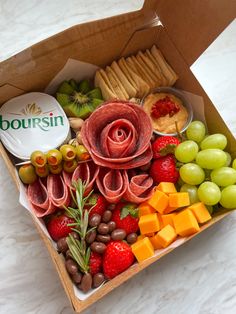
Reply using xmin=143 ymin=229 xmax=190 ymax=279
xmin=143 ymin=92 xmax=188 ymax=134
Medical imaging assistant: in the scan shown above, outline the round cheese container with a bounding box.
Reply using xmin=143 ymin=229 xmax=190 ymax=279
xmin=0 ymin=92 xmax=71 ymax=160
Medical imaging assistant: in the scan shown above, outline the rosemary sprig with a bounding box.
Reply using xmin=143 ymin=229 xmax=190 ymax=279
xmin=65 ymin=178 xmax=94 ymax=274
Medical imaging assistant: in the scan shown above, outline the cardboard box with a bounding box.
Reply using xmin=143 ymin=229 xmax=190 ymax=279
xmin=0 ymin=0 xmax=235 ymax=312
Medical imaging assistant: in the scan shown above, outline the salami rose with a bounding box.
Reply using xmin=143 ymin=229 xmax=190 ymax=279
xmin=81 ymin=101 xmax=153 ymax=169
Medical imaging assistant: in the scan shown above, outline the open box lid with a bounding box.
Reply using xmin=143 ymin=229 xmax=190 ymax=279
xmin=0 ymin=0 xmax=235 ymax=103
xmin=143 ymin=0 xmax=236 ymax=66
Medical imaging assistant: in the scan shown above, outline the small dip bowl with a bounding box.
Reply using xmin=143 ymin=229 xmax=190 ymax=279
xmin=141 ymin=87 xmax=193 ymax=136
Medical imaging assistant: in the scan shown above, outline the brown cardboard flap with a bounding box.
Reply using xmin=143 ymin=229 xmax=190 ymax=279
xmin=0 ymin=9 xmax=153 ymax=94
xmin=151 ymin=0 xmax=236 ymax=65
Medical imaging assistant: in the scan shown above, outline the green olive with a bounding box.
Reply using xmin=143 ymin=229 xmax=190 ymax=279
xmin=63 ymin=159 xmax=78 ymax=173
xmin=47 ymin=149 xmax=62 ymax=166
xmin=35 ymin=164 xmax=49 ymax=177
xmin=30 ymin=150 xmax=47 ymax=167
xmin=59 ymin=144 xmax=76 ymax=161
xmin=76 ymin=145 xmax=90 ymax=161
xmin=48 ymin=163 xmax=63 ymax=174
xmin=18 ymin=164 xmax=37 ymax=184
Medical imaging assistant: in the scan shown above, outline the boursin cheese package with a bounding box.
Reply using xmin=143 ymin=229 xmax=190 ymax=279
xmin=0 ymin=92 xmax=70 ymax=160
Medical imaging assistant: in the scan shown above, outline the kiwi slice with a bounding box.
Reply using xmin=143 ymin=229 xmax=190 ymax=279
xmin=56 ymin=79 xmax=103 ymax=118
xmin=87 ymin=88 xmax=102 ymax=100
xmin=78 ymin=79 xmax=91 ymax=93
xmin=57 ymin=81 xmax=75 ymax=95
xmin=69 ymin=79 xmax=79 ymax=91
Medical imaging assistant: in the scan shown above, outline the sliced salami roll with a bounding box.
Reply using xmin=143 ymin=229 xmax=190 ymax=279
xmin=63 ymin=161 xmax=99 ymax=195
xmin=81 ymin=101 xmax=153 ymax=169
xmin=27 ymin=179 xmax=56 ymax=217
xmin=123 ymin=171 xmax=154 ymax=203
xmin=96 ymin=168 xmax=128 ymax=203
xmin=47 ymin=174 xmax=71 ymax=208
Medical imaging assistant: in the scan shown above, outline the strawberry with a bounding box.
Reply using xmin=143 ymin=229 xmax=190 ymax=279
xmin=152 ymin=136 xmax=180 ymax=159
xmin=149 ymin=155 xmax=179 ymax=184
xmin=86 ymin=193 xmax=107 ymax=218
xmin=47 ymin=212 xmax=75 ymax=241
xmin=89 ymin=252 xmax=103 ymax=275
xmin=111 ymin=203 xmax=139 ymax=235
xmin=103 ymin=241 xmax=134 ymax=279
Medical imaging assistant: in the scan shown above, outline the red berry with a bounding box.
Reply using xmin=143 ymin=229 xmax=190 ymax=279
xmin=86 ymin=193 xmax=107 ymax=218
xmin=152 ymin=136 xmax=180 ymax=159
xmin=149 ymin=155 xmax=179 ymax=184
xmin=47 ymin=213 xmax=75 ymax=241
xmin=89 ymin=252 xmax=103 ymax=276
xmin=103 ymin=241 xmax=134 ymax=279
xmin=111 ymin=203 xmax=139 ymax=235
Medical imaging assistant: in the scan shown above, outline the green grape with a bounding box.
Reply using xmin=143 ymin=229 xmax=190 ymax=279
xmin=224 ymin=152 xmax=232 ymax=166
xmin=210 ymin=167 xmax=236 ymax=187
xmin=220 ymin=185 xmax=236 ymax=209
xmin=180 ymin=184 xmax=199 ymax=204
xmin=179 ymin=163 xmax=205 ymax=185
xmin=200 ymin=133 xmax=227 ymax=150
xmin=196 ymin=149 xmax=227 ymax=169
xmin=232 ymin=159 xmax=236 ymax=170
xmin=186 ymin=120 xmax=206 ymax=143
xmin=175 ymin=140 xmax=199 ymax=163
xmin=197 ymin=182 xmax=221 ymax=205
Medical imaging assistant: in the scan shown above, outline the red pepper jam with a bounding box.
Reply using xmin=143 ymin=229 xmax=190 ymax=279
xmin=151 ymin=96 xmax=180 ymax=119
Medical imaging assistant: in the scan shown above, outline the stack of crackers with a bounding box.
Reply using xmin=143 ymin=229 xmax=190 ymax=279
xmin=95 ymin=45 xmax=178 ymax=100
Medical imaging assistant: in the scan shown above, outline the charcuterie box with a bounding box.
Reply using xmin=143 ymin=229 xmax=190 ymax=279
xmin=0 ymin=0 xmax=235 ymax=312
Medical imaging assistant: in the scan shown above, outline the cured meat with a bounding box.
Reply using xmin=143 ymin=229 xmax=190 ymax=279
xmin=81 ymin=101 xmax=153 ymax=169
xmin=27 ymin=179 xmax=56 ymax=217
xmin=96 ymin=168 xmax=128 ymax=203
xmin=47 ymin=174 xmax=71 ymax=208
xmin=63 ymin=161 xmax=99 ymax=195
xmin=123 ymin=171 xmax=154 ymax=203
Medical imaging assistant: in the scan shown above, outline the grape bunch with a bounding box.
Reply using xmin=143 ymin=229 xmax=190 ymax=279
xmin=175 ymin=121 xmax=236 ymax=209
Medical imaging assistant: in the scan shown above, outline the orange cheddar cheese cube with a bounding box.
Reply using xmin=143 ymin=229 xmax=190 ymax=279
xmin=188 ymin=202 xmax=212 ymax=224
xmin=131 ymin=237 xmax=154 ymax=263
xmin=137 ymin=234 xmax=145 ymax=241
xmin=155 ymin=225 xmax=177 ymax=248
xmin=147 ymin=189 xmax=169 ymax=214
xmin=149 ymin=234 xmax=163 ymax=249
xmin=138 ymin=213 xmax=160 ymax=234
xmin=157 ymin=213 xmax=164 ymax=229
xmin=173 ymin=209 xmax=200 ymax=237
xmin=157 ymin=182 xmax=177 ymax=194
xmin=161 ymin=213 xmax=177 ymax=228
xmin=169 ymin=192 xmax=190 ymax=208
xmin=138 ymin=202 xmax=156 ymax=217
xmin=164 ymin=205 xmax=178 ymax=214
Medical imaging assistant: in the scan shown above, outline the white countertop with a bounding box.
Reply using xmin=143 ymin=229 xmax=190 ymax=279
xmin=0 ymin=2 xmax=236 ymax=314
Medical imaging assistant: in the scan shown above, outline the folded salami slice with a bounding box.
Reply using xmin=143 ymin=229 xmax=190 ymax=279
xmin=123 ymin=172 xmax=154 ymax=203
xmin=63 ymin=161 xmax=99 ymax=195
xmin=96 ymin=168 xmax=128 ymax=203
xmin=47 ymin=174 xmax=71 ymax=208
xmin=27 ymin=179 xmax=56 ymax=217
xmin=81 ymin=101 xmax=153 ymax=169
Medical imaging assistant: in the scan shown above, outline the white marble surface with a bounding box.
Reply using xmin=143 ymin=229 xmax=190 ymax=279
xmin=0 ymin=2 xmax=236 ymax=314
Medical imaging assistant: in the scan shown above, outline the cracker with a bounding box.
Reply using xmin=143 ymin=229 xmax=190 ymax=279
xmin=95 ymin=70 xmax=117 ymax=100
xmin=111 ymin=61 xmax=137 ymax=98
xmin=137 ymin=51 xmax=162 ymax=84
xmin=151 ymin=45 xmax=178 ymax=85
xmin=106 ymin=66 xmax=128 ymax=100
xmin=145 ymin=49 xmax=168 ymax=86
xmin=120 ymin=58 xmax=150 ymax=98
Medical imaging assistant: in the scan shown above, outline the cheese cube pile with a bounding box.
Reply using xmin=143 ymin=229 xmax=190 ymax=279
xmin=132 ymin=182 xmax=212 ymax=263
